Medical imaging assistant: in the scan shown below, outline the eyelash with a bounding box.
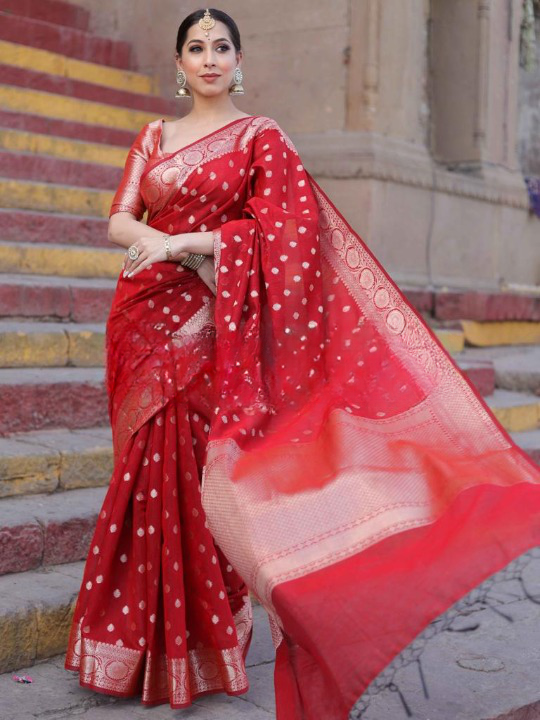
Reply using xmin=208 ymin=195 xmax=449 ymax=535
xmin=190 ymin=45 xmax=230 ymax=52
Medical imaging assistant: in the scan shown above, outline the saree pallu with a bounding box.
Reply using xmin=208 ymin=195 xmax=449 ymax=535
xmin=65 ymin=114 xmax=540 ymax=717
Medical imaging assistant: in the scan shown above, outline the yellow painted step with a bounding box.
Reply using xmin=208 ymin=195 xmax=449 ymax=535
xmin=462 ymin=320 xmax=540 ymax=347
xmin=0 ymin=323 xmax=105 ymax=368
xmin=0 ymin=427 xmax=112 ymax=498
xmin=488 ymin=390 xmax=540 ymax=433
xmin=0 ymin=85 xmax=170 ymax=132
xmin=434 ymin=328 xmax=465 ymax=353
xmin=0 ymin=179 xmax=112 ymax=217
xmin=0 ymin=40 xmax=159 ymax=96
xmin=0 ymin=128 xmax=127 ymax=167
xmin=0 ymin=242 xmax=123 ymax=279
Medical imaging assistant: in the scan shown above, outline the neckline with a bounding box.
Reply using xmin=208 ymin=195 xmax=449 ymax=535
xmin=158 ymin=115 xmax=258 ymax=158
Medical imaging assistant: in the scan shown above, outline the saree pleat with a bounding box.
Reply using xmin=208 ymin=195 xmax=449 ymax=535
xmin=64 ymin=114 xmax=540 ymax=717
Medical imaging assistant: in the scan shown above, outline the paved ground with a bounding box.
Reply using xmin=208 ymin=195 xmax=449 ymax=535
xmin=0 ymin=604 xmax=276 ymax=720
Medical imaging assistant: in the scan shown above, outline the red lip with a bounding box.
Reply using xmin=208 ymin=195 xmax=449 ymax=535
xmin=201 ymin=74 xmax=220 ymax=78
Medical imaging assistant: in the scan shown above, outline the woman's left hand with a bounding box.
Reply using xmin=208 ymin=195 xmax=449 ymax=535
xmin=123 ymin=236 xmax=169 ymax=278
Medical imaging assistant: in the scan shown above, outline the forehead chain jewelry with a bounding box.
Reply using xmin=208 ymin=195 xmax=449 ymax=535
xmin=199 ymin=8 xmax=215 ymax=37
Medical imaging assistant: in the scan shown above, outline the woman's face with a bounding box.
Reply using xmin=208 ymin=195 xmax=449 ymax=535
xmin=176 ymin=20 xmax=242 ymax=98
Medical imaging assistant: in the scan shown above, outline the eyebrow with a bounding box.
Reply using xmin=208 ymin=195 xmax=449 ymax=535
xmin=187 ymin=37 xmax=231 ymax=45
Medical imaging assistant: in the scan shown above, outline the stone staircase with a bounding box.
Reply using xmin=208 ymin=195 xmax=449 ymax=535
xmin=0 ymin=0 xmax=176 ymax=675
xmin=1 ymin=0 xmax=540 ymax=685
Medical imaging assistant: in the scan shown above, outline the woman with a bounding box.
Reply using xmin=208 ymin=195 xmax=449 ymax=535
xmin=65 ymin=7 xmax=540 ymax=718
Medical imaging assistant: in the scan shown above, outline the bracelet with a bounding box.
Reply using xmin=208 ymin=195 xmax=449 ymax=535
xmin=163 ymin=234 xmax=172 ymax=260
xmin=180 ymin=252 xmax=206 ymax=270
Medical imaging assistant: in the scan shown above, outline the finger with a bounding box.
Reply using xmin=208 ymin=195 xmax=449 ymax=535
xmin=128 ymin=256 xmax=153 ymax=278
xmin=125 ymin=251 xmax=148 ymax=277
xmin=124 ymin=244 xmax=141 ymax=273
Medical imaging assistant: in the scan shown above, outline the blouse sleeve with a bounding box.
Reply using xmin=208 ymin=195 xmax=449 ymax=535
xmin=109 ymin=123 xmax=155 ymax=220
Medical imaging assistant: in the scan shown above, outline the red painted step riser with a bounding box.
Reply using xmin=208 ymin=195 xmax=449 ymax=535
xmin=0 ymin=516 xmax=96 ymax=575
xmin=403 ymin=289 xmax=434 ymax=315
xmin=0 ymin=0 xmax=90 ymax=31
xmin=0 ymin=284 xmax=114 ymax=323
xmin=461 ymin=366 xmax=495 ymax=397
xmin=0 ymin=64 xmax=176 ymax=116
xmin=0 ymin=109 xmax=137 ymax=147
xmin=435 ymin=293 xmax=540 ymax=322
xmin=0 ymin=12 xmax=133 ymax=70
xmin=0 ymin=209 xmax=109 ymax=247
xmin=0 ymin=151 xmax=122 ymax=190
xmin=0 ymin=383 xmax=108 ymax=434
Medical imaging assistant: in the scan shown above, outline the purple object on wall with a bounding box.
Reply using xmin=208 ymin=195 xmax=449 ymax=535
xmin=525 ymin=177 xmax=540 ymax=218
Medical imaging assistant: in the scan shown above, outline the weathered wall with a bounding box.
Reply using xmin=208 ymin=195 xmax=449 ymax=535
xmin=519 ymin=16 xmax=540 ymax=174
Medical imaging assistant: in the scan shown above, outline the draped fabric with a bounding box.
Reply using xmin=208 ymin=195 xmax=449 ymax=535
xmin=65 ymin=115 xmax=540 ymax=717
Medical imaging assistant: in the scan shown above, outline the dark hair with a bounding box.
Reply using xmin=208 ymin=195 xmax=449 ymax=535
xmin=176 ymin=8 xmax=242 ymax=56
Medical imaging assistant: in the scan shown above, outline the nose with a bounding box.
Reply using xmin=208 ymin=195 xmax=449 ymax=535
xmin=203 ymin=48 xmax=216 ymax=67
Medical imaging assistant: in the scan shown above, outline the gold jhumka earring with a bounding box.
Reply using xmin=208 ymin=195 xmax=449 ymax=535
xmin=175 ymin=69 xmax=191 ymax=99
xmin=229 ymin=66 xmax=244 ymax=95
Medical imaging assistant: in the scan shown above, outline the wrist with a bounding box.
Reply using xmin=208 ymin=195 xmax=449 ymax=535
xmin=168 ymin=234 xmax=188 ymax=261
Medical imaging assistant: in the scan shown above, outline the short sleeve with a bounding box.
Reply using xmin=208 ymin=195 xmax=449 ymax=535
xmin=109 ymin=122 xmax=156 ymax=220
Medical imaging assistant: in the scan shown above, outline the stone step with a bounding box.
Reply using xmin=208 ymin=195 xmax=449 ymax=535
xmin=0 ymin=242 xmax=123 ymax=279
xmin=0 ymin=177 xmax=113 ymax=216
xmin=0 ymin=486 xmax=107 ymax=576
xmin=456 ymin=346 xmax=540 ymax=395
xmin=0 ymin=209 xmax=109 ymax=247
xmin=455 ymin=359 xmax=495 ymax=396
xmin=0 ymin=64 xmax=175 ymax=116
xmin=404 ymin=285 xmax=540 ymax=322
xmin=0 ymin=274 xmax=115 ymax=322
xmin=493 ymin=346 xmax=540 ymax=395
xmin=0 ymin=39 xmax=157 ymax=96
xmin=0 ymin=85 xmax=164 ymax=133
xmin=0 ymin=150 xmax=122 ymax=190
xmin=511 ymin=429 xmax=540 ymax=465
xmin=0 ymin=321 xmax=105 ymax=368
xmin=487 ymin=389 xmax=540 ymax=433
xmin=0 ymin=367 xmax=107 ymax=434
xmin=0 ymin=426 xmax=112 ymax=499
xmin=0 ymin=10 xmax=134 ymax=70
xmin=0 ymin=108 xmax=137 ymax=147
xmin=0 ymin=128 xmax=127 ymax=167
xmin=462 ymin=319 xmax=540 ymax=347
xmin=0 ymin=0 xmax=91 ymax=31
xmin=0 ymin=559 xmax=83 ymax=673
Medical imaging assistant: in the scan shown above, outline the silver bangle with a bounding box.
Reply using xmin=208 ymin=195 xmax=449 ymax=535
xmin=180 ymin=252 xmax=206 ymax=270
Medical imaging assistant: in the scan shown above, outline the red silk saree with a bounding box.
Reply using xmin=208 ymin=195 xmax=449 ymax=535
xmin=65 ymin=115 xmax=540 ymax=717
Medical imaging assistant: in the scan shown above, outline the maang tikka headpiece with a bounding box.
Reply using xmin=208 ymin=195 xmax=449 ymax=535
xmin=199 ymin=8 xmax=215 ymax=37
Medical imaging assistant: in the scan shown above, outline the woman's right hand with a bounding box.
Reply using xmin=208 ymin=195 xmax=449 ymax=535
xmin=196 ymin=257 xmax=216 ymax=296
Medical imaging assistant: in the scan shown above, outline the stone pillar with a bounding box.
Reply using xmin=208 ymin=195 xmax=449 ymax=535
xmin=430 ymin=0 xmax=523 ymax=175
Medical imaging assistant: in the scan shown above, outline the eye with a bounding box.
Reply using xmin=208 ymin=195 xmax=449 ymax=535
xmin=217 ymin=44 xmax=230 ymax=52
